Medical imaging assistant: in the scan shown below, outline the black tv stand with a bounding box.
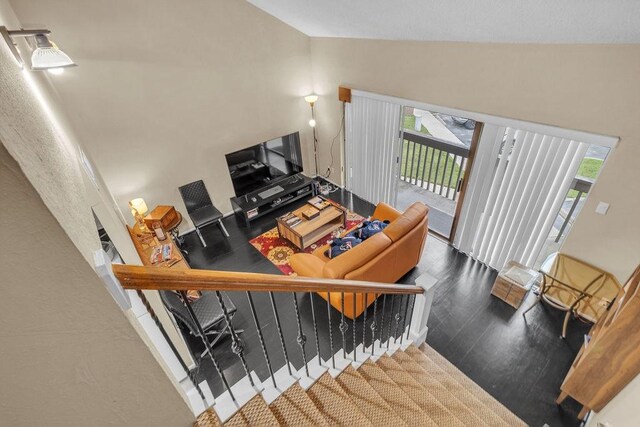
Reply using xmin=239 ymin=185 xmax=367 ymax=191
xmin=230 ymin=174 xmax=315 ymax=227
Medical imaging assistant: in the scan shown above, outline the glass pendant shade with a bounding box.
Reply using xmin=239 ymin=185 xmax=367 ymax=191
xmin=30 ymin=34 xmax=76 ymax=70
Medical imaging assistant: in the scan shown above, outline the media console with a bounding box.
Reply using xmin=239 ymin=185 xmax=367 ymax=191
xmin=230 ymin=174 xmax=316 ymax=227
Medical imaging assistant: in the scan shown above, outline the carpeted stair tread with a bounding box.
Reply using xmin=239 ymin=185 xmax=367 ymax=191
xmin=194 ymin=409 xmax=221 ymax=427
xmin=377 ymin=353 xmax=468 ymax=427
xmin=269 ymin=382 xmax=329 ymax=426
xmin=306 ymin=372 xmax=373 ymax=426
xmin=224 ymin=394 xmax=279 ymax=426
xmin=418 ymin=344 xmax=527 ymax=427
xmin=392 ymin=350 xmax=493 ymax=426
xmin=335 ymin=365 xmax=407 ymax=426
xmin=405 ymin=345 xmax=511 ymax=427
xmin=357 ymin=359 xmax=438 ymax=426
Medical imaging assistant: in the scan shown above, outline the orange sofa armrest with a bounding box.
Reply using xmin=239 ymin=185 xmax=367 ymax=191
xmin=373 ymin=202 xmax=402 ymax=222
xmin=312 ymin=244 xmax=331 ymax=262
xmin=290 ymin=253 xmax=326 ymax=277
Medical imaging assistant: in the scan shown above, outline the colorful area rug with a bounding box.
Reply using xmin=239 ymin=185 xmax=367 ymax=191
xmin=249 ymin=206 xmax=365 ymax=275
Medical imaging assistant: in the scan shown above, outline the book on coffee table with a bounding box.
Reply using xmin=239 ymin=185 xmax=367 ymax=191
xmin=308 ymin=196 xmax=330 ymax=211
xmin=302 ymin=206 xmax=319 ymax=220
xmin=279 ymin=212 xmax=302 ymax=227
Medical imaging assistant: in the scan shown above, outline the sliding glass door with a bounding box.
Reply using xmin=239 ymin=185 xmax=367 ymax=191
xmin=345 ymin=98 xmax=480 ymax=240
xmin=453 ymin=125 xmax=612 ymax=271
xmin=396 ymin=107 xmax=480 ymax=239
xmin=343 ymin=89 xmax=616 ymax=272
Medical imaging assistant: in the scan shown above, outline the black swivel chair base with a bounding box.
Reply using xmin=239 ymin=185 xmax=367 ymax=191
xmin=195 ymin=219 xmax=230 ymax=247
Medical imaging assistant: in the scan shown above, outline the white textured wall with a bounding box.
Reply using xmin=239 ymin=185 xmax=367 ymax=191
xmin=0 ymin=3 xmax=99 ymax=262
xmin=0 ymin=143 xmax=193 ymax=425
xmin=0 ymin=0 xmax=196 ymax=395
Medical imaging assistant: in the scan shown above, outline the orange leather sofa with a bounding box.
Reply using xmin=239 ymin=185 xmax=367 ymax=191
xmin=290 ymin=202 xmax=429 ymax=319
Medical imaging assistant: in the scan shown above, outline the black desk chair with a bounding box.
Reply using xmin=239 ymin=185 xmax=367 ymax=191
xmin=160 ymin=291 xmax=242 ymax=359
xmin=178 ymin=180 xmax=229 ymax=247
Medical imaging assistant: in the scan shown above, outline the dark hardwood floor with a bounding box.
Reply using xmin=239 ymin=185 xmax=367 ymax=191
xmin=176 ymin=180 xmax=586 ymax=426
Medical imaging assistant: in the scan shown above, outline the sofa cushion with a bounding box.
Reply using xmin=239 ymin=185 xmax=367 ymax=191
xmin=383 ymin=202 xmax=428 ymax=242
xmin=323 ymin=232 xmax=392 ymax=279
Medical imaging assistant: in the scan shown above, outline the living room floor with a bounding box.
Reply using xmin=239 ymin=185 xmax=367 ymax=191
xmin=177 ymin=180 xmax=587 ymax=427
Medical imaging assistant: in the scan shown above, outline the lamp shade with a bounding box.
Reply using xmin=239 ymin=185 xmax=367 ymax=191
xmin=129 ymin=198 xmax=148 ymax=216
xmin=47 ymin=67 xmax=65 ymax=75
xmin=30 ymin=34 xmax=76 ymax=71
xmin=304 ymin=94 xmax=318 ymax=104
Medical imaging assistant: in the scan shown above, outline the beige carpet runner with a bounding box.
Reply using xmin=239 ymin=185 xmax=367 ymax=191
xmin=195 ymin=344 xmax=527 ymax=426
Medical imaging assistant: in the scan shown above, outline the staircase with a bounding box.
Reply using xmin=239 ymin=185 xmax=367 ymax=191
xmin=195 ymin=343 xmax=525 ymax=426
xmin=111 ymin=265 xmax=525 ymax=426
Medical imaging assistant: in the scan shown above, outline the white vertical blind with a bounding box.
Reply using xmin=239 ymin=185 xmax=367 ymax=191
xmin=345 ymin=95 xmax=402 ymax=205
xmin=454 ymin=126 xmax=589 ymax=270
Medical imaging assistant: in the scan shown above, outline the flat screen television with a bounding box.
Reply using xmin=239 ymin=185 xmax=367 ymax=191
xmin=225 ymin=132 xmax=303 ymax=197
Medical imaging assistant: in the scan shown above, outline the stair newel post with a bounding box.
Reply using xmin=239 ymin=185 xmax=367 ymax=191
xmin=291 ymin=292 xmax=309 ymax=377
xmin=371 ymin=294 xmax=378 ymax=356
xmin=269 ymin=291 xmax=292 ymax=375
xmin=326 ymin=291 xmax=335 ymax=369
xmin=379 ymin=294 xmax=387 ymax=347
xmin=405 ymin=294 xmax=416 ymax=341
xmin=387 ymin=295 xmax=396 ymax=349
xmin=352 ymin=292 xmax=357 ymax=361
xmin=214 ymin=291 xmax=254 ymax=387
xmin=309 ymin=293 xmax=321 ymax=366
xmin=179 ymin=291 xmax=236 ymax=402
xmin=340 ymin=292 xmax=348 ymax=359
xmin=246 ymin=291 xmax=276 ymax=388
xmin=408 ymin=273 xmax=439 ymax=345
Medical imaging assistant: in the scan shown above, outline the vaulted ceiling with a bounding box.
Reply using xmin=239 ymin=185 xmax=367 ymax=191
xmin=247 ymin=0 xmax=640 ymax=43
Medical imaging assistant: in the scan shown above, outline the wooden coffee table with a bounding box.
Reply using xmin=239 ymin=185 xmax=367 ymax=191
xmin=277 ymin=202 xmax=346 ymax=249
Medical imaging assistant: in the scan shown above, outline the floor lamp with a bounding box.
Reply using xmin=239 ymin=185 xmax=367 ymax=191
xmin=305 ymin=94 xmax=319 ymax=176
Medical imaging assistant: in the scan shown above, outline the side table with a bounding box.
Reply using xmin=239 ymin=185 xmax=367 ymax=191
xmin=491 ymin=260 xmax=540 ymax=309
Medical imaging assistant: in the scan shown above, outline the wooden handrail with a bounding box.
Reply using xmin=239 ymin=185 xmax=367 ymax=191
xmin=112 ymin=264 xmax=424 ymax=295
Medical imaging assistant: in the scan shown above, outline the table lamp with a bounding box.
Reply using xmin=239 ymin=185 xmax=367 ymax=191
xmin=129 ymin=198 xmax=150 ymax=233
